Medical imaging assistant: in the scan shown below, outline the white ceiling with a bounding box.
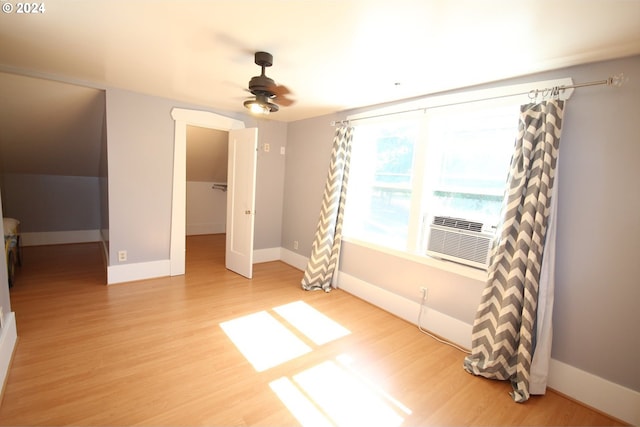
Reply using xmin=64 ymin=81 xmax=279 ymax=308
xmin=2 ymin=0 xmax=640 ymax=122
xmin=1 ymin=0 xmax=640 ymax=177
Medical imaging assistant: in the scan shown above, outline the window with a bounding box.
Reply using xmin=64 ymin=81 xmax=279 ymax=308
xmin=424 ymin=104 xmax=519 ymax=229
xmin=345 ymin=118 xmax=420 ymax=250
xmin=344 ymin=101 xmax=520 ymax=255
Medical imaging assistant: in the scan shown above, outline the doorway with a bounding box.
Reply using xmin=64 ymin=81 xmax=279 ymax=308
xmin=169 ymin=108 xmax=245 ymax=277
xmin=185 ymin=125 xmax=229 ymax=239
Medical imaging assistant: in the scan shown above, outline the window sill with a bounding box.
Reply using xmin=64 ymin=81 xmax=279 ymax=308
xmin=341 ymin=237 xmax=488 ymax=282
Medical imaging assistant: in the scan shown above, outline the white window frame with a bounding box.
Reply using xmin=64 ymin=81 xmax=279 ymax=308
xmin=342 ymin=78 xmax=574 ymax=280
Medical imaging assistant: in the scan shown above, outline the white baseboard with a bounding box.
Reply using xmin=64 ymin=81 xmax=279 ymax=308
xmin=107 ymin=260 xmax=171 ymax=285
xmin=21 ymin=229 xmax=101 ymax=246
xmin=107 ymin=246 xmax=287 ymax=285
xmin=253 ymin=247 xmax=281 ymax=264
xmin=279 ymin=247 xmax=308 ymax=271
xmin=336 ymin=271 xmax=472 ymax=349
xmin=275 ymin=250 xmax=461 ymax=341
xmin=186 ymin=223 xmax=225 ymax=236
xmin=334 ymin=270 xmax=638 ymax=425
xmin=0 ymin=312 xmax=17 ymax=396
xmin=548 ymin=359 xmax=640 ymax=425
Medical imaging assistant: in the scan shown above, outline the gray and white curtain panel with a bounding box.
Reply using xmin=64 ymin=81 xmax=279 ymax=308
xmin=464 ymin=100 xmax=564 ymax=402
xmin=301 ymin=125 xmax=354 ymax=292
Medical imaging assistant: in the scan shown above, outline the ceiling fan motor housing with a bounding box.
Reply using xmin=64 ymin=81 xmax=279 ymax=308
xmin=254 ymin=51 xmax=273 ymax=67
xmin=248 ymin=51 xmax=276 ymax=97
xmin=248 ymin=75 xmax=276 ymax=96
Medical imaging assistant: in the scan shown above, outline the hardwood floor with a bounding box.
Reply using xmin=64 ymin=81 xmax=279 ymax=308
xmin=0 ymin=235 xmax=624 ymax=426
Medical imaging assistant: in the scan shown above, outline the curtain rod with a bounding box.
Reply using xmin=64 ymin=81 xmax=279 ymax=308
xmin=330 ymin=73 xmax=627 ymax=126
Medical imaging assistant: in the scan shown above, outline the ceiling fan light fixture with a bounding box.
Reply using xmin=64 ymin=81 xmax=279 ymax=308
xmin=244 ymin=93 xmax=279 ymax=115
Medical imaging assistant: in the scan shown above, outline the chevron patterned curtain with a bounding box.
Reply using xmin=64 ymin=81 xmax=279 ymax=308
xmin=463 ymin=100 xmax=564 ymax=402
xmin=301 ymin=125 xmax=354 ymax=292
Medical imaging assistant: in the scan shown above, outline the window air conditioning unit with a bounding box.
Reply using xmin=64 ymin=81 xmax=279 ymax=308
xmin=426 ymin=216 xmax=495 ymax=270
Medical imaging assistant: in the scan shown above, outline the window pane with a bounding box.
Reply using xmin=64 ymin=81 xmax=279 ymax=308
xmin=426 ymin=105 xmax=518 ymax=226
xmin=345 ymin=120 xmax=419 ymax=249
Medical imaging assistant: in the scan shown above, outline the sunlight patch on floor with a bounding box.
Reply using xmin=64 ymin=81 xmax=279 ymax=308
xmin=274 ymin=301 xmax=351 ymax=345
xmin=220 ymin=311 xmax=311 ymax=372
xmin=219 ymin=301 xmax=350 ymax=372
xmin=220 ymin=303 xmax=410 ymax=425
xmin=270 ymin=355 xmax=409 ymax=427
xmin=270 ymin=377 xmax=335 ymax=427
xmin=336 ymin=354 xmax=413 ymax=416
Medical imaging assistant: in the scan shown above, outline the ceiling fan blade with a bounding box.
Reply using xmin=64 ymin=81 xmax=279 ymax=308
xmin=274 ymin=96 xmax=295 ymax=107
xmin=269 ymin=84 xmax=295 ymax=106
xmin=270 ymin=84 xmax=291 ymax=97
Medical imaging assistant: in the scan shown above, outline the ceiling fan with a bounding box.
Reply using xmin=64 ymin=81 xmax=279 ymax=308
xmin=243 ymin=51 xmax=294 ymax=114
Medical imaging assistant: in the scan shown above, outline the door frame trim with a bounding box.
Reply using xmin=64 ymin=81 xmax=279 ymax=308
xmin=170 ymin=108 xmax=245 ymax=276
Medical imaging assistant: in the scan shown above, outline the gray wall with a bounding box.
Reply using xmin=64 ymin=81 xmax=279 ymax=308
xmin=105 ymin=88 xmax=176 ymax=265
xmin=281 ymin=55 xmax=640 ymax=393
xmin=282 ymin=114 xmax=339 ymax=254
xmin=104 ymin=88 xmax=287 ymax=266
xmin=99 ymin=109 xmax=109 ymax=244
xmin=2 ymin=173 xmax=101 ymax=232
xmin=551 ymin=56 xmax=639 ymax=391
xmin=251 ymin=118 xmax=288 ymax=250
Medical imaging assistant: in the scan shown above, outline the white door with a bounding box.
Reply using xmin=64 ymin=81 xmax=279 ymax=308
xmin=225 ymin=127 xmax=258 ymax=278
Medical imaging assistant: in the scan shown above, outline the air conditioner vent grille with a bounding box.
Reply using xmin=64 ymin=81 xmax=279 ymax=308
xmin=428 ymin=229 xmax=492 ymax=264
xmin=432 ymin=216 xmax=483 ymax=233
xmin=427 ymin=216 xmax=494 ymax=270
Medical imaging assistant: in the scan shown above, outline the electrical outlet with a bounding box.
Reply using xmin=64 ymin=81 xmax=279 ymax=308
xmin=118 ymin=250 xmax=127 ymax=262
xmin=280 ymin=146 xmax=286 ymax=155
xmin=293 ymin=240 xmax=299 ymax=250
xmin=420 ymin=286 xmax=428 ymax=300
xmin=264 ymin=143 xmax=270 ymax=152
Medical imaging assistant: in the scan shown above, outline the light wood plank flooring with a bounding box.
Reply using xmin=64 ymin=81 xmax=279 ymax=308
xmin=0 ymin=235 xmax=624 ymax=426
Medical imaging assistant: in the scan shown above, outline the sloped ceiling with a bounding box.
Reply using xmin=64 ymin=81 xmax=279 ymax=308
xmin=186 ymin=126 xmax=228 ymax=183
xmin=1 ymin=0 xmax=640 ymax=178
xmin=0 ymin=72 xmax=105 ymax=177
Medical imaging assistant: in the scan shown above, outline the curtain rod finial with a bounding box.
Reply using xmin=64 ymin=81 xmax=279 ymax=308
xmin=608 ymin=73 xmax=628 ymax=88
